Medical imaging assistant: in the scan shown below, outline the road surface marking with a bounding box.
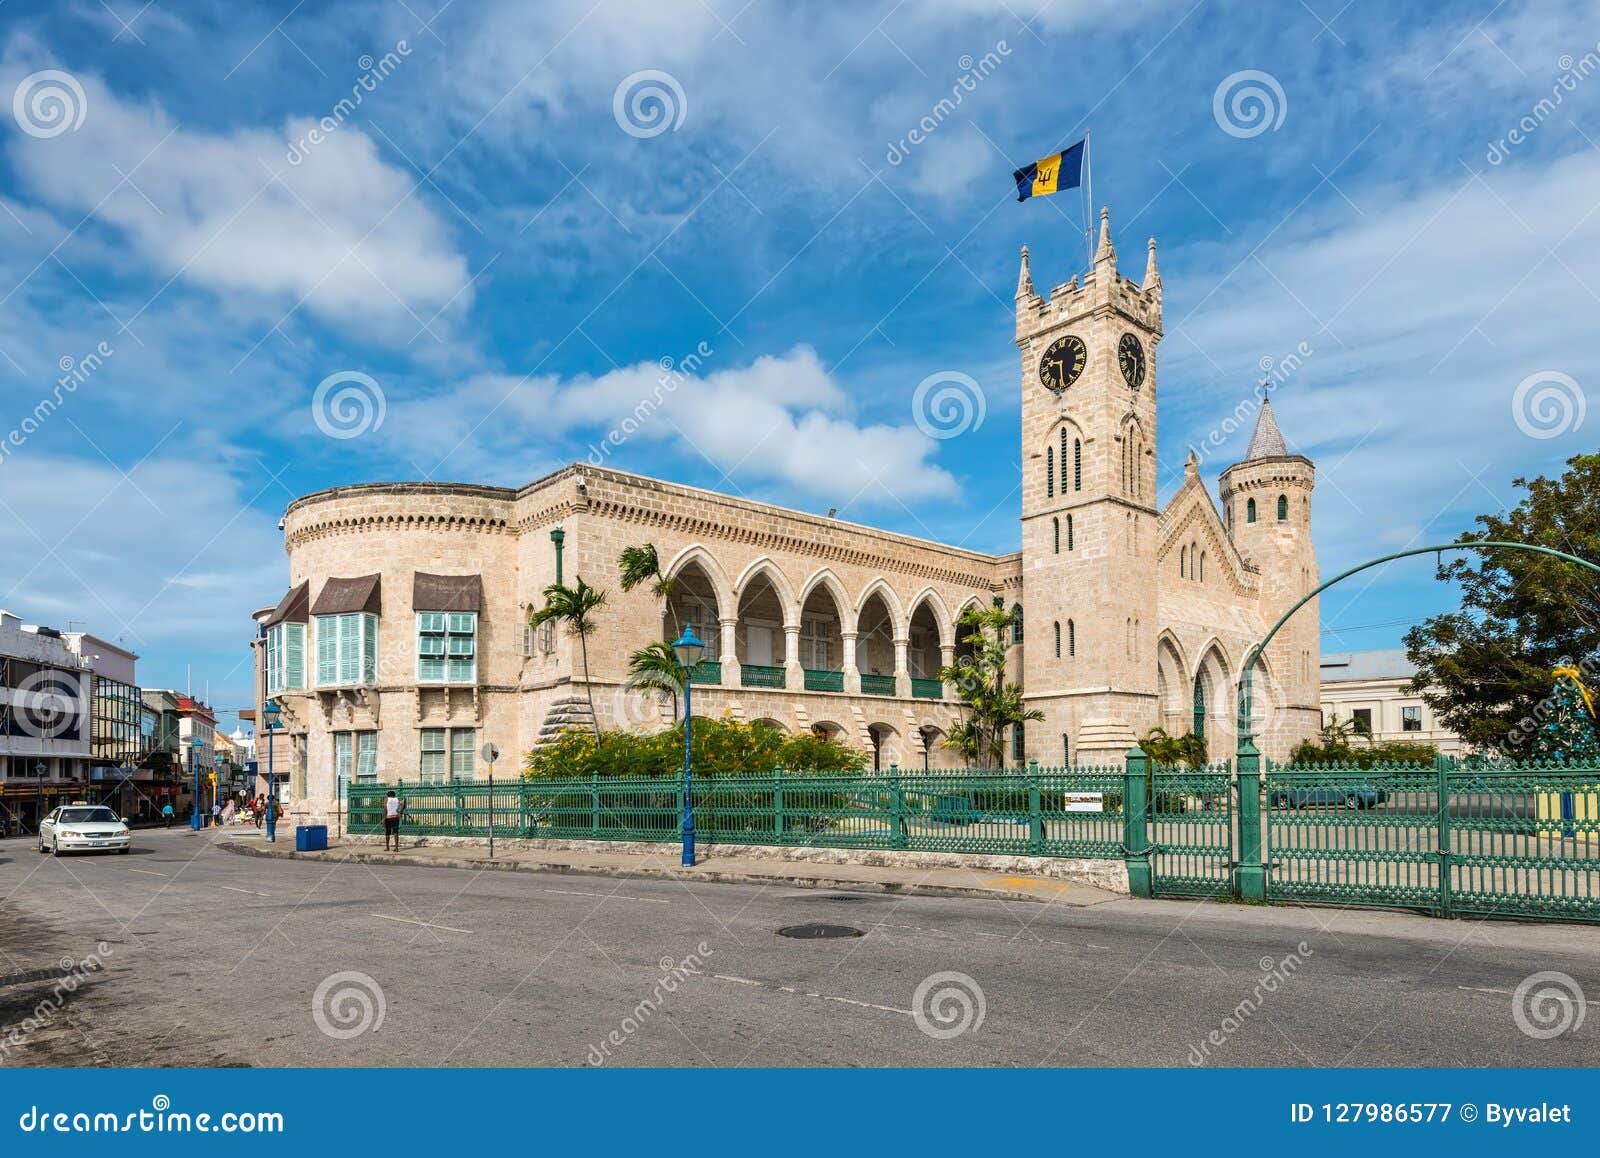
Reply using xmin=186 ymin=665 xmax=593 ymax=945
xmin=1459 ymin=985 xmax=1576 ymax=1003
xmin=709 ymin=974 xmax=912 ymax=1017
xmin=544 ymin=889 xmax=670 ymax=904
xmin=371 ymin=913 xmax=473 ymax=934
xmin=126 ymin=868 xmax=165 ymax=877
xmin=221 ymin=885 xmax=270 ymax=897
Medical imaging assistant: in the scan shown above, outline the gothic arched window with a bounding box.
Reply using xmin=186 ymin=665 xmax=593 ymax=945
xmin=1180 ymin=546 xmax=1186 ymax=577
xmin=1193 ymin=673 xmax=1207 ymax=738
xmin=1067 ymin=514 xmax=1074 ymax=550
xmin=1067 ymin=619 xmax=1076 ymax=657
xmin=1246 ymin=498 xmax=1257 ymax=523
xmin=1011 ymin=603 xmax=1023 ymax=644
xmin=1277 ymin=493 xmax=1288 ymax=521
xmin=1073 ymin=439 xmax=1082 ymax=491
xmin=1046 ymin=446 xmax=1054 ymax=498
xmin=1054 ymin=621 xmax=1061 ymax=658
xmin=1053 ymin=517 xmax=1060 ymax=554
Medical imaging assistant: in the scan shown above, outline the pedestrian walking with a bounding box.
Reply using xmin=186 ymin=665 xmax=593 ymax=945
xmin=383 ymin=790 xmax=405 ymax=852
xmin=162 ymin=802 xmax=174 ymax=827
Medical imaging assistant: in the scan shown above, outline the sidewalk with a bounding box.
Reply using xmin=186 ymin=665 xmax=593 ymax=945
xmin=214 ymin=834 xmax=1123 ymax=907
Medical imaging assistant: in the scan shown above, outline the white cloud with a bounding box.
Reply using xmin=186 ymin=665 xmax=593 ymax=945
xmin=1 ymin=53 xmax=471 ymax=332
xmin=0 ymin=450 xmax=285 ymax=707
xmin=1165 ymin=145 xmax=1600 ymax=562
xmin=373 ymin=345 xmax=962 ymax=505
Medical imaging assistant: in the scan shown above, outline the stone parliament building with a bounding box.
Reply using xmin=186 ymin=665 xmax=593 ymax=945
xmin=254 ymin=209 xmax=1321 ymax=821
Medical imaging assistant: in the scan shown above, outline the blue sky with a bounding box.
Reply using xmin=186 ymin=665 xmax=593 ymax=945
xmin=1 ymin=0 xmax=1597 ymax=731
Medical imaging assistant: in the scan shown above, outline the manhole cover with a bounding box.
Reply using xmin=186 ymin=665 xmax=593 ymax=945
xmin=777 ymin=923 xmax=865 ymax=939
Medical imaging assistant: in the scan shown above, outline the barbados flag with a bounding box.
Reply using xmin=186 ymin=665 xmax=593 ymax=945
xmin=1013 ymin=139 xmax=1085 ymax=202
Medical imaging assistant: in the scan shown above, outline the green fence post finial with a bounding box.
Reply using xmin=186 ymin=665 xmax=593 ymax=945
xmin=1235 ymin=737 xmax=1265 ymax=901
xmin=1027 ymin=759 xmax=1043 ymax=855
xmin=1123 ymin=745 xmax=1152 ymax=898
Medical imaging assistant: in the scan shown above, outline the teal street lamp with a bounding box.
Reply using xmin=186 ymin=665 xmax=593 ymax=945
xmin=671 ymin=624 xmax=705 ymax=867
xmin=262 ymin=701 xmax=282 ymax=843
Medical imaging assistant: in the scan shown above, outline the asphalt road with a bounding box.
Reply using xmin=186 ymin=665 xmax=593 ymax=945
xmin=0 ymin=827 xmax=1595 ymax=1067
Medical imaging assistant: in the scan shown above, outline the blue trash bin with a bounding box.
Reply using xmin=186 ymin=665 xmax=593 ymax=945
xmin=295 ymin=824 xmax=328 ymax=852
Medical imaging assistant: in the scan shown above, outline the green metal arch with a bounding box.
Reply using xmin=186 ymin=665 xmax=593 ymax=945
xmin=1237 ymin=541 xmax=1600 ymax=743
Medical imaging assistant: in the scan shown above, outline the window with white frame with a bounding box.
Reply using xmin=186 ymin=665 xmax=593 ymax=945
xmin=418 ymin=611 xmax=477 ymax=683
xmin=315 ymin=613 xmax=377 ymax=687
xmin=334 ymin=731 xmax=377 ymax=785
xmin=800 ymin=617 xmax=834 ymax=669
xmin=265 ymin=622 xmax=306 ymax=696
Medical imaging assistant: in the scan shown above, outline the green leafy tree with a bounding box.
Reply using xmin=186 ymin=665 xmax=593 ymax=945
xmin=938 ymin=604 xmax=1041 ymax=767
xmin=1140 ymin=727 xmax=1208 ymax=768
xmin=618 ymin=543 xmax=680 ymax=632
xmin=528 ymin=577 xmax=608 ymax=739
xmin=627 ymin=640 xmax=686 ymax=720
xmin=1405 ymin=453 xmax=1600 ymax=754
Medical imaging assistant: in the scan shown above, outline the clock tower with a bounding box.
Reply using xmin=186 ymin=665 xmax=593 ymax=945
xmin=1014 ymin=207 xmax=1163 ymax=765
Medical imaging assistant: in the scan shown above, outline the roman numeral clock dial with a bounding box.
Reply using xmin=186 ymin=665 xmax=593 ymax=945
xmin=1038 ymin=335 xmax=1086 ymax=393
xmin=1119 ymin=332 xmax=1146 ymax=389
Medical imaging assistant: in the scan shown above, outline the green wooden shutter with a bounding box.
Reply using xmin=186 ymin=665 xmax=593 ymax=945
xmin=356 ymin=732 xmax=377 ymax=782
xmin=362 ymin=614 xmax=377 ymax=684
xmin=315 ymin=617 xmax=337 ymax=685
xmin=286 ymin=622 xmax=306 ymax=689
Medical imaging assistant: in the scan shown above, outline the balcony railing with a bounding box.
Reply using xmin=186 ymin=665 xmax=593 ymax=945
xmin=803 ymin=668 xmax=844 ymax=692
xmin=910 ymin=678 xmax=943 ymax=700
xmin=740 ymin=664 xmax=787 ymax=689
xmin=688 ymin=660 xmax=721 ymax=686
xmin=860 ymin=674 xmax=896 ymax=697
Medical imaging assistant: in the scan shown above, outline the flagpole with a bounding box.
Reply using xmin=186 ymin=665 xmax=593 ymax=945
xmin=1083 ymin=131 xmax=1094 ymax=271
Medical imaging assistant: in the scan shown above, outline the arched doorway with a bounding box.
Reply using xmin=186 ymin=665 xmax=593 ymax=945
xmin=867 ymin=722 xmax=899 ymax=770
xmin=664 ymin=560 xmax=722 ymax=659
xmin=856 ymin=590 xmax=898 ymax=694
xmin=797 ymin=578 xmax=846 ymax=691
xmin=736 ymin=570 xmax=788 ymax=687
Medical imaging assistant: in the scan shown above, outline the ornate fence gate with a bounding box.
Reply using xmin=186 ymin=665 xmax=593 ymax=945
xmin=1147 ymin=764 xmax=1234 ymax=898
xmin=1264 ymin=757 xmax=1600 ymax=922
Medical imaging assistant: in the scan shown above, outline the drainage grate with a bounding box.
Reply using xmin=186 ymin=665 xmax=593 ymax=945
xmin=777 ymin=923 xmax=865 ymax=939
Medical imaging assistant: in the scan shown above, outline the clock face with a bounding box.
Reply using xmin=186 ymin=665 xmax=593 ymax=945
xmin=1038 ymin=335 xmax=1087 ymax=393
xmin=1119 ymin=332 xmax=1146 ymax=389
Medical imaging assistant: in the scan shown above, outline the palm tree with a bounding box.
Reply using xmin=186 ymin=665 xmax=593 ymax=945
xmin=618 ymin=543 xmax=681 ymax=633
xmin=529 ymin=577 xmax=608 ymax=738
xmin=627 ymin=641 xmax=687 ymax=719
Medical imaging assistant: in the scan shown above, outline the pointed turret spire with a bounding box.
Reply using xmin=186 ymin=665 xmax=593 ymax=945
xmin=1094 ymin=205 xmax=1116 ymax=268
xmin=1245 ymin=398 xmax=1288 ymax=460
xmin=1143 ymin=236 xmax=1160 ymax=291
xmin=1184 ymin=448 xmax=1199 ymax=480
xmin=1016 ymin=244 xmax=1034 ymax=299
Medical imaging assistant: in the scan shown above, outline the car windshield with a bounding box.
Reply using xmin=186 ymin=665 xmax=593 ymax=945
xmin=58 ymin=807 xmax=119 ymax=824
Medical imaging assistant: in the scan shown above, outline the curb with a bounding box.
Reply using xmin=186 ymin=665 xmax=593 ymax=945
xmin=214 ymin=839 xmax=1108 ymax=906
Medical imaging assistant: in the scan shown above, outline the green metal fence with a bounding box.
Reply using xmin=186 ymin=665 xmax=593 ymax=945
xmin=342 ymin=749 xmax=1600 ymax=925
xmin=348 ymin=763 xmax=1127 ymax=858
xmin=1264 ymin=757 xmax=1600 ymax=921
xmin=1147 ymin=763 xmax=1234 ymax=897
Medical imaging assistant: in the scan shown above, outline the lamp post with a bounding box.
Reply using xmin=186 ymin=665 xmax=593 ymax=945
xmin=671 ymin=624 xmax=705 ymax=868
xmin=262 ymin=701 xmax=282 ymax=843
xmin=189 ymin=740 xmax=203 ymax=830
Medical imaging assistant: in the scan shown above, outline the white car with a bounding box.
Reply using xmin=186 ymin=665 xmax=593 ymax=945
xmin=38 ymin=805 xmax=132 ymax=855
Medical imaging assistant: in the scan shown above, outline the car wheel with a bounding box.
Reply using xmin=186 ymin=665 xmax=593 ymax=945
xmin=50 ymin=837 xmax=60 ymax=856
xmin=118 ymin=846 xmax=130 ymax=855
